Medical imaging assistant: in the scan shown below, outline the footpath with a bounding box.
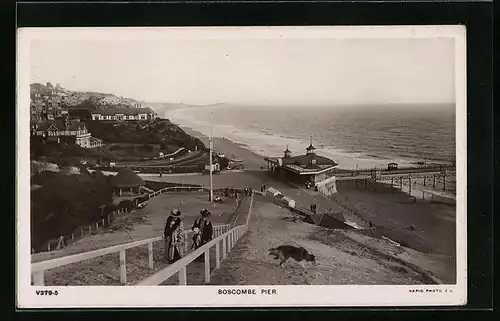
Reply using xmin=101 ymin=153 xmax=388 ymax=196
xmin=210 ymin=195 xmax=449 ymax=285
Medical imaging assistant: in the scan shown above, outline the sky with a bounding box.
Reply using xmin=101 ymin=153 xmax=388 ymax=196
xmin=29 ymin=30 xmax=456 ymax=106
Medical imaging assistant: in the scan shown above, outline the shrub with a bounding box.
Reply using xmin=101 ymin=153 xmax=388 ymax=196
xmin=30 ymin=172 xmax=113 ymax=251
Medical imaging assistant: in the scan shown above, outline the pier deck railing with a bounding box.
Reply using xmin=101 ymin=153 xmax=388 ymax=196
xmin=135 ymin=192 xmax=254 ymax=286
xmin=31 ymin=224 xmax=231 ymax=286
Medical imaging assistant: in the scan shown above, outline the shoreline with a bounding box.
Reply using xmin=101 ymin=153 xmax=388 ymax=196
xmin=164 ymin=107 xmax=454 ymax=171
xmin=179 ymin=125 xmax=270 ymax=171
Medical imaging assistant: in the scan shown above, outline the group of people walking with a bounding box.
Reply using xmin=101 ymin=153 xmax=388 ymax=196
xmin=244 ymin=186 xmax=253 ymax=196
xmin=163 ymin=208 xmax=214 ymax=263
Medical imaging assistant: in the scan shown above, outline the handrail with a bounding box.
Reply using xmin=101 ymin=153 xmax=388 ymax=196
xmin=31 ymin=224 xmax=230 ymax=285
xmin=136 ymin=225 xmax=248 ymax=286
xmin=135 ymin=192 xmax=255 ymax=286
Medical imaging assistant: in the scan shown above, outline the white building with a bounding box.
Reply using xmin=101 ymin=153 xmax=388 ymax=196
xmin=31 ymin=119 xmax=103 ymax=148
xmin=91 ymin=107 xmax=158 ymax=121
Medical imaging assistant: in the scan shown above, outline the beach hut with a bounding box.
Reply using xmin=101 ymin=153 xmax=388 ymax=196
xmin=266 ymin=187 xmax=282 ymax=197
xmin=282 ymin=196 xmax=296 ymax=209
xmin=110 ymin=167 xmax=145 ymax=196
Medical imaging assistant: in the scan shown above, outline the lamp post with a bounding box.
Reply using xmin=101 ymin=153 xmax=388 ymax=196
xmin=209 ymin=112 xmax=214 ymax=202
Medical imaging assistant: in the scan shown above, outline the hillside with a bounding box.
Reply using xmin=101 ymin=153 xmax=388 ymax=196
xmin=31 ymin=83 xmax=145 ymax=109
xmin=31 ymin=118 xmax=207 ymax=166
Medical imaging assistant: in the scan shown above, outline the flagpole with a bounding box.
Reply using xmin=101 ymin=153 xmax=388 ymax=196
xmin=209 ymin=112 xmax=214 ymax=202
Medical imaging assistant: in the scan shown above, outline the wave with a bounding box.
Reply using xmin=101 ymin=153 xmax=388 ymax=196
xmin=165 ymin=106 xmax=454 ymax=169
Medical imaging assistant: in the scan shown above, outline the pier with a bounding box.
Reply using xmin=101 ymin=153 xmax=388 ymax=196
xmin=335 ymin=164 xmax=456 ymax=200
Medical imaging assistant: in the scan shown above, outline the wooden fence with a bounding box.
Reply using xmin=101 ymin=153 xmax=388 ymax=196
xmin=32 ymin=224 xmax=231 ymax=286
xmin=36 ymin=185 xmax=246 ymax=254
xmin=135 ymin=192 xmax=255 ymax=286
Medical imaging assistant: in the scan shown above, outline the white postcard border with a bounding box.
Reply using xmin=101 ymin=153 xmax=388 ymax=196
xmin=17 ymin=25 xmax=467 ymax=308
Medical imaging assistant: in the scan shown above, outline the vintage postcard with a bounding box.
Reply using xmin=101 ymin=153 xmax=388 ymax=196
xmin=17 ymin=26 xmax=466 ymax=308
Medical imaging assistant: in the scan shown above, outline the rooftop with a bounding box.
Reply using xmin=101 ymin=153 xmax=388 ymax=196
xmin=110 ymin=168 xmax=145 ymax=188
xmin=31 ymin=119 xmax=86 ymax=132
xmin=91 ymin=107 xmax=156 ymax=116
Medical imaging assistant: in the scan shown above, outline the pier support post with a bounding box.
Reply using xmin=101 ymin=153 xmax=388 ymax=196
xmin=433 ymin=175 xmax=436 ymax=189
xmin=400 ymin=177 xmax=403 ymax=190
xmin=364 ymin=179 xmax=367 ymax=189
xmin=424 ymin=176 xmax=426 ymax=186
xmin=408 ymin=177 xmax=412 ymax=194
xmin=443 ymin=175 xmax=446 ymax=191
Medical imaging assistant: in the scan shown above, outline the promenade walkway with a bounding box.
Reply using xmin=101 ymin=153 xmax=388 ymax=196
xmin=210 ymin=195 xmax=447 ymax=285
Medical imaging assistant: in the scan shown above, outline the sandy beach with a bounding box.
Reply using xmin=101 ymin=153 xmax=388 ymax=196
xmin=179 ymin=125 xmax=269 ymax=170
xmin=173 ymin=121 xmax=457 ymax=282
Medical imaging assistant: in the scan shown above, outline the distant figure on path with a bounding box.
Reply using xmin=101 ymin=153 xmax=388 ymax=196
xmin=164 ymin=209 xmax=184 ymax=263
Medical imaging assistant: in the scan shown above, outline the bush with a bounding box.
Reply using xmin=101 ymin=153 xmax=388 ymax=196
xmin=30 ymin=172 xmax=114 ymax=251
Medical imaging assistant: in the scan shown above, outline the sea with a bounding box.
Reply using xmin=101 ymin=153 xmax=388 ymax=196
xmin=164 ymin=104 xmax=456 ymax=170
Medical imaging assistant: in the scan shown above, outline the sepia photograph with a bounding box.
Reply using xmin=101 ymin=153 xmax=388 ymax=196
xmin=17 ymin=26 xmax=466 ymax=308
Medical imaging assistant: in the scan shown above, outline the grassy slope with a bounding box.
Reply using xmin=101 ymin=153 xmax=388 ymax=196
xmin=31 ymin=118 xmax=207 ymax=165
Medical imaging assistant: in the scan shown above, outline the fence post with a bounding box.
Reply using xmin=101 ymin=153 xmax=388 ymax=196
xmin=119 ymin=249 xmax=127 ymax=284
xmin=148 ymin=242 xmax=154 ymax=269
xmin=222 ymin=236 xmax=227 ymax=259
xmin=102 ymin=218 xmax=105 ymax=226
xmin=89 ymin=225 xmax=92 ymax=233
xmin=47 ymin=242 xmax=50 ymax=252
xmin=215 ymin=241 xmax=221 ymax=269
xmin=179 ymin=266 xmax=187 ymax=285
xmin=81 ymin=228 xmax=84 ymax=237
xmin=96 ymin=222 xmax=99 ymax=230
xmin=71 ymin=233 xmax=75 ymax=241
xmin=204 ymin=249 xmax=211 ymax=283
xmin=33 ymin=271 xmax=45 ymax=286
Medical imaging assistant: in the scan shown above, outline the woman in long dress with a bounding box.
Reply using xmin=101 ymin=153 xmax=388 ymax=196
xmin=191 ymin=208 xmax=213 ymax=261
xmin=164 ymin=209 xmax=184 ymax=263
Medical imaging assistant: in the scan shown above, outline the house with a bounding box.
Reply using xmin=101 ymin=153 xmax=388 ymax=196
xmin=30 ymin=83 xmax=68 ymax=121
xmin=30 ymin=118 xmax=103 ymax=148
xmin=90 ymin=107 xmax=158 ymax=121
xmin=264 ymin=139 xmax=338 ymax=196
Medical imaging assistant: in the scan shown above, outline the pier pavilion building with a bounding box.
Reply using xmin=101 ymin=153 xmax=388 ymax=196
xmin=264 ymin=141 xmax=338 ymax=195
